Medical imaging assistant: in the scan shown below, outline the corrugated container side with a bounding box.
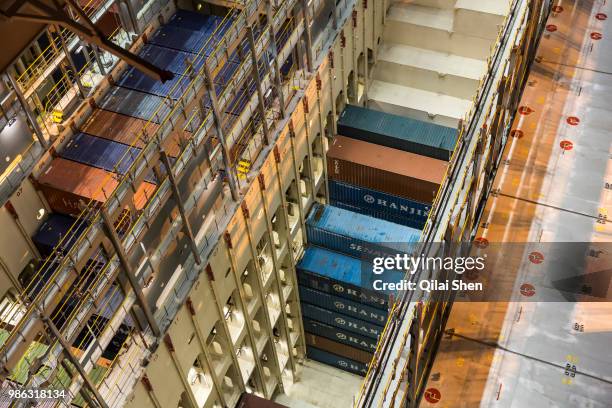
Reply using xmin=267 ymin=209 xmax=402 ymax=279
xmin=337 ymin=104 xmax=457 ymax=160
xmin=37 ymin=158 xmax=155 ymax=216
xmin=237 ymin=393 xmax=288 ymax=407
xmin=305 ymin=203 xmax=420 ymax=259
xmin=327 ymin=136 xmax=447 ymax=203
xmin=296 ymin=246 xmax=392 ymax=310
xmin=81 ymin=109 xmax=185 ymax=158
xmin=117 ymin=67 xmax=190 ymax=99
xmin=167 ymin=10 xmax=224 ymax=33
xmin=307 ymin=347 xmax=368 ymax=376
xmin=138 ymin=44 xmax=205 ymax=76
xmin=331 ymin=200 xmax=425 ymax=230
xmin=305 ymin=333 xmax=372 ymax=364
xmin=302 ymin=318 xmax=378 ymax=352
xmin=328 ymin=180 xmax=429 ymax=229
xmin=299 ymin=285 xmax=387 ymax=325
xmin=148 ymin=25 xmax=214 ymax=54
xmin=301 ymin=302 xmax=382 ymax=339
xmin=98 ymin=87 xmax=171 ymax=123
xmin=32 ymin=213 xmax=86 ymax=258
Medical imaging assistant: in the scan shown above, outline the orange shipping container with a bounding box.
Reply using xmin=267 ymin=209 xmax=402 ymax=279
xmin=327 ymin=135 xmax=447 ymax=204
xmin=37 ymin=158 xmax=156 ymax=217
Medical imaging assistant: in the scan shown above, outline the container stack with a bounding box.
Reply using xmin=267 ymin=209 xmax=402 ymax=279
xmin=329 ymin=104 xmax=457 ymax=229
xmin=297 ymin=204 xmax=420 ymax=375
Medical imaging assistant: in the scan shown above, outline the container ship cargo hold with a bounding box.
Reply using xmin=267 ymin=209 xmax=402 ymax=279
xmin=0 ymin=0 xmax=610 ymax=407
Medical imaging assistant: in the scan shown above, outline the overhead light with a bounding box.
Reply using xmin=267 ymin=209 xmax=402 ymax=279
xmin=36 ymin=208 xmax=45 ymax=220
xmin=7 ymin=115 xmax=16 ymax=127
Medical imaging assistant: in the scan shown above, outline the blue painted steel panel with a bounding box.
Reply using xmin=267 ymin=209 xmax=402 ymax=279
xmin=338 ymin=104 xmax=457 ymax=160
xmin=138 ymin=44 xmax=205 ymax=75
xmin=61 ymin=133 xmax=158 ymax=183
xmin=296 ymin=246 xmax=398 ymax=310
xmin=98 ymin=86 xmax=171 ymax=123
xmin=328 ymin=179 xmax=429 ymax=229
xmin=167 ymin=9 xmax=224 ymax=32
xmin=307 ymin=347 xmax=368 ymax=376
xmin=118 ymin=67 xmax=190 ymax=99
xmin=302 ymin=318 xmax=377 ymax=352
xmin=301 ymin=302 xmax=382 ymax=339
xmin=305 ymin=203 xmax=420 ymax=259
xmin=148 ymin=25 xmax=211 ymax=54
xmin=299 ymin=286 xmax=387 ymax=326
xmin=32 ymin=214 xmax=87 ymax=258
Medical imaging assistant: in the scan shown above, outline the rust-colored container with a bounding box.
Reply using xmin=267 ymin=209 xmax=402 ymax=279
xmin=327 ymin=135 xmax=447 ymax=204
xmin=37 ymin=158 xmax=156 ymax=217
xmin=237 ymin=393 xmax=288 ymax=407
xmin=305 ymin=332 xmax=373 ymax=365
xmin=82 ymin=109 xmax=189 ymax=158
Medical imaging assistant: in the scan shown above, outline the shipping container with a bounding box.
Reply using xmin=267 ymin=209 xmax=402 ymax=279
xmin=305 ymin=332 xmax=372 ymax=364
xmin=297 ymin=246 xmax=399 ymax=310
xmin=299 ymin=285 xmax=387 ymax=325
xmin=328 ymin=179 xmax=430 ymax=229
xmin=307 ymin=346 xmax=368 ymax=376
xmin=302 ymin=317 xmax=378 ymax=352
xmin=32 ymin=213 xmax=87 ymax=258
xmin=117 ymin=67 xmax=190 ymax=99
xmin=327 ymin=136 xmax=447 ymax=204
xmin=338 ymin=105 xmax=457 ymax=160
xmin=138 ymin=44 xmax=204 ymax=76
xmin=81 ymin=109 xmax=185 ymax=158
xmin=167 ymin=10 xmax=225 ymax=33
xmin=300 ymin=302 xmax=382 ymax=339
xmin=98 ymin=87 xmax=171 ymax=123
xmin=60 ymin=132 xmax=159 ymax=184
xmin=305 ymin=203 xmax=420 ymax=260
xmin=148 ymin=25 xmax=213 ymax=54
xmin=237 ymin=392 xmax=288 ymax=408
xmin=37 ymin=158 xmax=156 ymax=217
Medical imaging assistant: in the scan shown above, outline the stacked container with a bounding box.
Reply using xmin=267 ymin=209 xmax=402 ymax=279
xmin=329 ymin=105 xmax=456 ymax=228
xmin=297 ymin=204 xmax=420 ymax=375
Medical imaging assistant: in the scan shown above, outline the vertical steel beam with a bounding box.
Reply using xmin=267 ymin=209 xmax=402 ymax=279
xmin=272 ymin=58 xmax=287 ymax=118
xmin=60 ymin=359 xmax=100 ymax=408
xmin=101 ymin=210 xmax=161 ymax=337
xmin=203 ymin=63 xmax=240 ymax=201
xmin=42 ymin=316 xmax=109 ymax=408
xmin=56 ymin=25 xmax=87 ymax=98
xmin=159 ymin=150 xmax=201 ymax=265
xmin=247 ymin=26 xmax=270 ymax=146
xmin=91 ymin=44 xmax=106 ymax=75
xmin=300 ymin=0 xmax=314 ymax=71
xmin=121 ymin=0 xmax=141 ymax=35
xmin=5 ymin=74 xmax=47 ymax=148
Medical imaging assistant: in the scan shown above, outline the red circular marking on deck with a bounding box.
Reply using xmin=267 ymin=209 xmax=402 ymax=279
xmin=546 ymin=24 xmax=558 ymax=32
xmin=424 ymin=388 xmax=442 ymax=404
xmin=518 ymin=106 xmax=534 ymax=115
xmin=560 ymin=140 xmax=573 ymax=150
xmin=566 ymin=116 xmax=580 ymax=126
xmin=529 ymin=251 xmax=545 ymax=264
xmin=552 ymin=5 xmax=564 ymax=13
xmin=474 ymin=237 xmax=489 ymax=248
xmin=511 ymin=129 xmax=524 ymax=139
xmin=591 ymin=32 xmax=603 ymax=40
xmin=520 ymin=283 xmax=536 ymax=297
xmin=595 ymin=13 xmax=607 ymax=21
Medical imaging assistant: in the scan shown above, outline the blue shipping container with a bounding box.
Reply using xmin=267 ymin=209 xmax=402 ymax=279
xmin=61 ymin=133 xmax=158 ymax=183
xmin=328 ymin=179 xmax=430 ymax=229
xmin=303 ymin=318 xmax=377 ymax=352
xmin=118 ymin=67 xmax=190 ymax=99
xmin=306 ymin=203 xmax=420 ymax=260
xmin=301 ymin=302 xmax=382 ymax=339
xmin=167 ymin=10 xmax=224 ymax=32
xmin=98 ymin=86 xmax=171 ymax=123
xmin=299 ymin=285 xmax=387 ymax=326
xmin=32 ymin=214 xmax=87 ymax=258
xmin=297 ymin=246 xmax=402 ymax=310
xmin=307 ymin=347 xmax=368 ymax=376
xmin=337 ymin=104 xmax=457 ymax=161
xmin=149 ymin=26 xmax=210 ymax=54
xmin=138 ymin=44 xmax=205 ymax=76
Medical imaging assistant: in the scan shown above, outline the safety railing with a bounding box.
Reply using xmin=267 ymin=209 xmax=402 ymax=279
xmin=1 ymin=0 xmax=303 ymax=402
